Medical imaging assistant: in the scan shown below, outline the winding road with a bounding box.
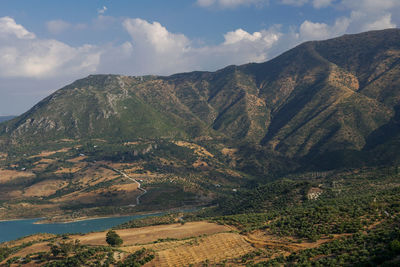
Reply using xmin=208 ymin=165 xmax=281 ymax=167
xmin=111 ymin=168 xmax=147 ymax=207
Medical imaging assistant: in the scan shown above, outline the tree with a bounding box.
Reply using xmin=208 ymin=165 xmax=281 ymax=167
xmin=49 ymin=244 xmax=61 ymax=257
xmin=106 ymin=230 xmax=123 ymax=247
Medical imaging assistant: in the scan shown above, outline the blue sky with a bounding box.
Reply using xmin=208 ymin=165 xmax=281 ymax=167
xmin=0 ymin=0 xmax=399 ymax=115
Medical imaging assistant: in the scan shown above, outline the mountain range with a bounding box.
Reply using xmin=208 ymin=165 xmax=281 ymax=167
xmin=1 ymin=29 xmax=400 ymax=169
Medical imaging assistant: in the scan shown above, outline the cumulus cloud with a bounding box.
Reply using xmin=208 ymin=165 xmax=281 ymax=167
xmin=286 ymin=0 xmax=398 ymax=40
xmin=340 ymin=0 xmax=398 ymax=13
xmin=197 ymin=0 xmax=268 ymax=8
xmin=0 ymin=16 xmax=284 ymax=81
xmin=0 ymin=17 xmax=101 ymax=79
xmin=97 ymin=18 xmax=282 ymax=75
xmin=123 ymin=18 xmax=190 ymax=54
xmin=336 ymin=0 xmax=399 ymax=32
xmin=361 ymin=13 xmax=396 ymax=31
xmin=0 ymin=17 xmax=35 ymax=39
xmin=111 ymin=18 xmax=282 ymax=75
xmin=299 ymin=17 xmax=350 ymax=40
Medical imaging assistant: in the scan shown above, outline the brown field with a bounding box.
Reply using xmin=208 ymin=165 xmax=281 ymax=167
xmin=221 ymin=147 xmax=238 ymax=157
xmin=23 ymin=180 xmax=68 ymax=197
xmin=0 ymin=219 xmax=351 ymax=266
xmin=32 ymin=158 xmax=57 ymax=171
xmin=28 ymin=148 xmax=70 ymax=158
xmin=1 ymin=233 xmax=55 ymax=248
xmin=111 ymin=183 xmax=139 ymax=191
xmin=10 ymin=242 xmax=50 ymax=259
xmin=173 ymin=141 xmax=214 ymax=158
xmin=126 ymin=232 xmax=254 ymax=266
xmin=124 ymin=141 xmax=140 ymax=145
xmin=54 ymin=166 xmax=83 ymax=174
xmin=74 ymin=221 xmax=230 ymax=246
xmin=0 ymin=169 xmax=36 ymax=183
xmin=67 ymin=155 xmax=87 ymax=162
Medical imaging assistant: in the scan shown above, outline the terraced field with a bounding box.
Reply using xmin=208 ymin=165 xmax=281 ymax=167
xmin=143 ymin=232 xmax=254 ymax=266
xmin=2 ymin=219 xmax=352 ymax=266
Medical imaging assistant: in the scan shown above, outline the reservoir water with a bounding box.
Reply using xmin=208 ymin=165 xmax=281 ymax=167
xmin=0 ymin=213 xmax=163 ymax=243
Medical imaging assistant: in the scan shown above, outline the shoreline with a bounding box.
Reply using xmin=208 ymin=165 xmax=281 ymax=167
xmin=0 ymin=205 xmax=201 ymax=224
xmin=33 ymin=211 xmax=164 ymax=225
xmin=0 ymin=218 xmax=42 ymax=223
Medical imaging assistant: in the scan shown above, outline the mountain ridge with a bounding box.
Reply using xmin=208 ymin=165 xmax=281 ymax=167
xmin=1 ymin=28 xmax=400 ymax=165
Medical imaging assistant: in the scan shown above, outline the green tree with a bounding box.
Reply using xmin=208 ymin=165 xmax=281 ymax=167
xmin=106 ymin=230 xmax=123 ymax=247
xmin=390 ymin=239 xmax=400 ymax=253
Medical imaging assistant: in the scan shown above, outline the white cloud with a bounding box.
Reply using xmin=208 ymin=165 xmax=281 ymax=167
xmin=337 ymin=0 xmax=399 ymax=32
xmin=299 ymin=17 xmax=350 ymax=40
xmin=197 ymin=0 xmax=268 ymax=8
xmin=0 ymin=17 xmax=101 ymax=79
xmin=299 ymin=21 xmax=330 ymax=40
xmin=0 ymin=17 xmax=35 ymax=39
xmin=290 ymin=0 xmax=398 ymax=41
xmin=224 ymin=29 xmax=263 ymax=44
xmin=98 ymin=6 xmax=108 ymax=15
xmin=46 ymin=20 xmax=71 ymax=34
xmin=361 ymin=13 xmax=396 ymax=31
xmin=340 ymin=0 xmax=399 ymax=13
xmin=95 ymin=18 xmax=282 ymax=75
xmin=123 ymin=18 xmax=189 ymax=54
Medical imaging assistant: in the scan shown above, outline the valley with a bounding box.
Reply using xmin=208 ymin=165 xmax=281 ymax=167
xmin=0 ymin=139 xmax=238 ymax=221
xmin=1 ymin=29 xmax=400 ymax=266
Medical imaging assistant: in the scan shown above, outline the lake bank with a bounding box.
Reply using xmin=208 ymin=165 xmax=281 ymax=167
xmin=0 ymin=207 xmax=200 ymax=243
xmin=0 ymin=212 xmax=163 ymax=244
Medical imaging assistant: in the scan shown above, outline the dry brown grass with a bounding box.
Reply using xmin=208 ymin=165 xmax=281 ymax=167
xmin=139 ymin=232 xmax=254 ymax=267
xmin=23 ymin=180 xmax=68 ymax=197
xmin=67 ymin=155 xmax=87 ymax=163
xmin=0 ymin=169 xmax=35 ymax=183
xmin=124 ymin=141 xmax=140 ymax=145
xmin=73 ymin=222 xmax=230 ymax=246
xmin=32 ymin=158 xmax=57 ymax=171
xmin=173 ymin=141 xmax=214 ymax=158
xmin=111 ymin=183 xmax=139 ymax=191
xmin=54 ymin=166 xmax=83 ymax=174
xmin=28 ymin=148 xmax=70 ymax=158
xmin=192 ymin=159 xmax=209 ymax=168
xmin=1 ymin=233 xmax=55 ymax=248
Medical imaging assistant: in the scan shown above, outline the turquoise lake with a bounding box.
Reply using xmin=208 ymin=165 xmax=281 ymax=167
xmin=0 ymin=213 xmax=163 ymax=243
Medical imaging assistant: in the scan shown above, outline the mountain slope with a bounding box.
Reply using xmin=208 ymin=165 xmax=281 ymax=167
xmin=1 ymin=29 xmax=400 ymax=162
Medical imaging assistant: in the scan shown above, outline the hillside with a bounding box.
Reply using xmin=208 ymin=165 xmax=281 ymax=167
xmin=1 ymin=166 xmax=399 ymax=266
xmin=0 ymin=28 xmax=400 ymax=220
xmin=1 ymin=29 xmax=400 ymax=166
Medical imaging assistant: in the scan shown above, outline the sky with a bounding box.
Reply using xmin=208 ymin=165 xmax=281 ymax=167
xmin=0 ymin=0 xmax=399 ymax=115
